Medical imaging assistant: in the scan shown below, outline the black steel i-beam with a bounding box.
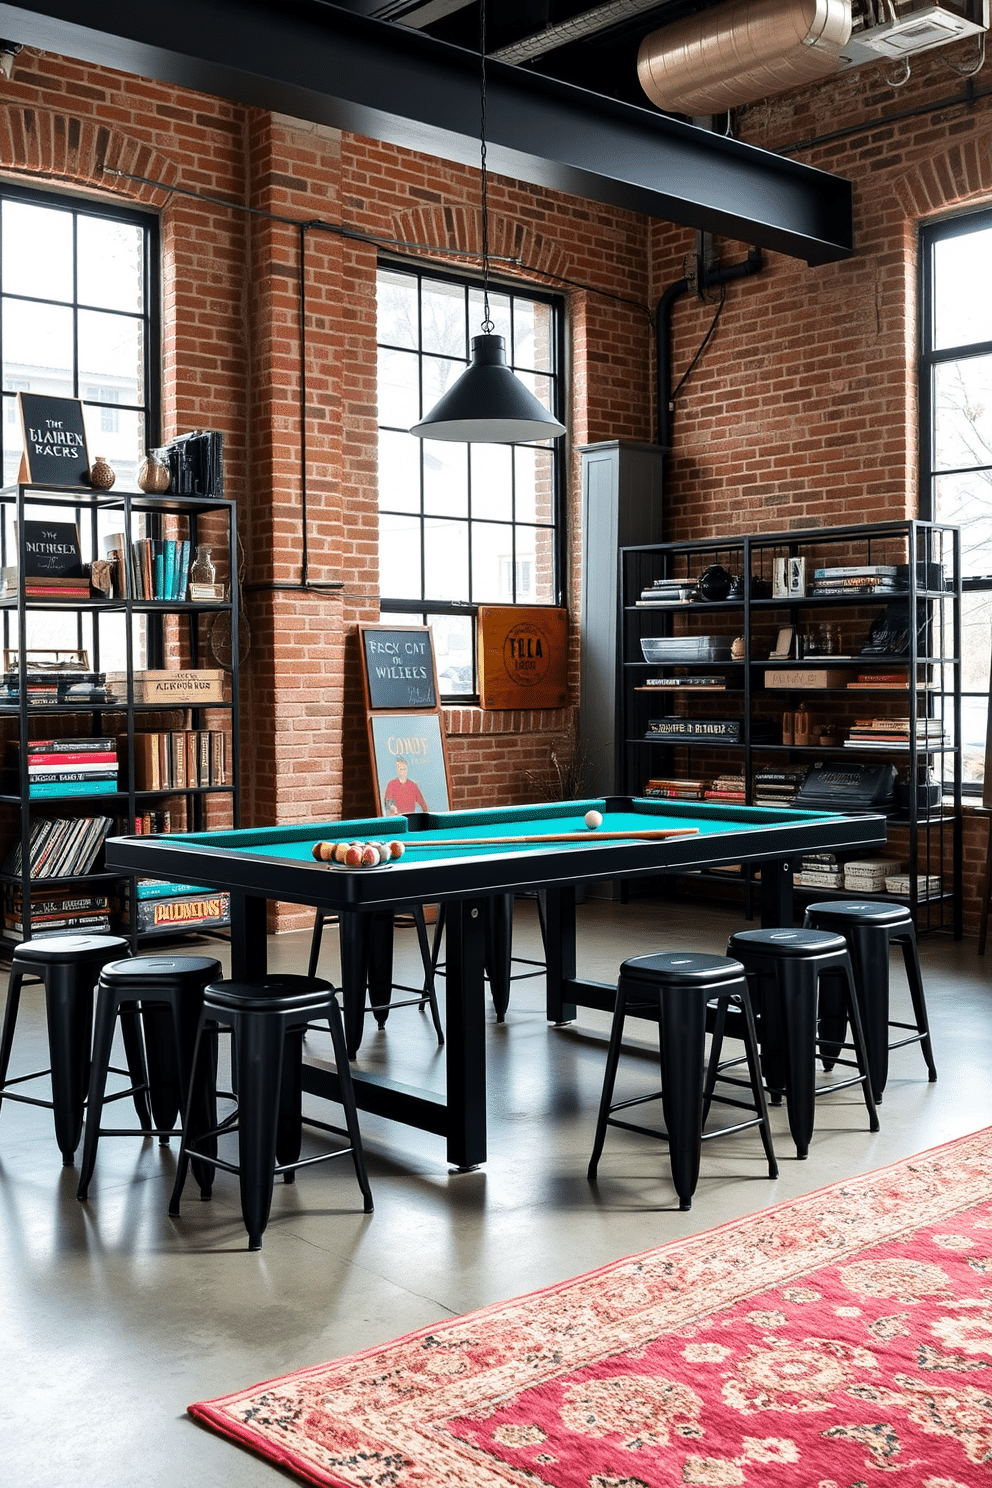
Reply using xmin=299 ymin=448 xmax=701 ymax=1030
xmin=0 ymin=0 xmax=853 ymax=264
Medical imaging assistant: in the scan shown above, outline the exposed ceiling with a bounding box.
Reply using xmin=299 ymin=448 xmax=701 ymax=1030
xmin=0 ymin=0 xmax=855 ymax=262
xmin=338 ymin=0 xmax=702 ymax=110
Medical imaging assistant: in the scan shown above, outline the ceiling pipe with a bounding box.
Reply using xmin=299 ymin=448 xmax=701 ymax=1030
xmin=491 ymin=0 xmax=666 ymax=63
xmin=656 ymin=242 xmax=764 ymax=447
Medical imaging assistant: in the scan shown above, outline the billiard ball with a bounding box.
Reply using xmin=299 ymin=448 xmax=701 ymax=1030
xmin=361 ymin=844 xmax=380 ymax=867
xmin=344 ymin=843 xmax=363 ymax=867
xmin=312 ymin=841 xmax=325 ymax=860
xmin=388 ymin=840 xmax=405 ymax=860
xmin=320 ymin=841 xmax=337 ymax=861
xmin=333 ymin=841 xmax=349 ymax=863
xmin=584 ymin=810 xmax=603 ymax=830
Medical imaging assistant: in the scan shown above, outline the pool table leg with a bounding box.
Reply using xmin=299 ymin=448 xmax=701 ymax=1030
xmin=231 ymin=893 xmax=270 ymax=979
xmin=759 ymin=858 xmax=795 ymax=929
xmin=544 ymin=886 xmax=577 ymax=1025
xmin=442 ymin=897 xmax=488 ymax=1170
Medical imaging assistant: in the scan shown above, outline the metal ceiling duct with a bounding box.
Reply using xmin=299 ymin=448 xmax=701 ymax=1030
xmin=637 ymin=0 xmax=852 ymax=114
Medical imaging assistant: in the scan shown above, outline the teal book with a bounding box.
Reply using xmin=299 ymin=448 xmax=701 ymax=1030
xmin=164 ymin=539 xmax=176 ymax=600
xmin=152 ymin=540 xmax=166 ymax=599
xmin=175 ymin=540 xmax=191 ymax=601
xmin=136 ymin=879 xmax=213 ymax=900
xmin=29 ymin=779 xmax=120 ymax=798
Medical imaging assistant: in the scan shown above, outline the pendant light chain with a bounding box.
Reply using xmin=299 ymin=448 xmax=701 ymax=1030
xmin=479 ymin=0 xmax=493 ymax=334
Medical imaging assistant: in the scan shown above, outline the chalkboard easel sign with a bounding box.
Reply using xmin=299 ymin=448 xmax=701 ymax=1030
xmin=17 ymin=393 xmax=91 ymax=487
xmin=360 ymin=624 xmax=439 ymax=710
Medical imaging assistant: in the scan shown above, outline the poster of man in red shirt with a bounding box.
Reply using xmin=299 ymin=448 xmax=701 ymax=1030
xmin=383 ymin=757 xmax=429 ymax=815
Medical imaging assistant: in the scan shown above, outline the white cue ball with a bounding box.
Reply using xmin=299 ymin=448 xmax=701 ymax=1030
xmin=584 ymin=810 xmax=603 ymax=830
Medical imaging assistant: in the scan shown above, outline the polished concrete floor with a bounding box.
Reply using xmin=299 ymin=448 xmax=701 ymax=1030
xmin=2 ymin=895 xmax=991 ymax=1485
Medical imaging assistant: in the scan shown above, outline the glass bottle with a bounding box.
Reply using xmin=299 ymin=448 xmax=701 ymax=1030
xmin=190 ymin=545 xmax=215 ymax=587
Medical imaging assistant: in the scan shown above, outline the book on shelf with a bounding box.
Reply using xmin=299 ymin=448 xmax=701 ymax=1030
xmin=642 ymin=777 xmax=706 ymax=799
xmin=647 ymin=718 xmax=744 ymax=740
xmin=640 ymin=676 xmax=727 ymax=689
xmin=813 ymin=565 xmax=899 ymax=579
xmin=1 ymin=815 xmax=115 ymax=879
xmin=135 ymin=878 xmax=214 ymax=900
xmin=131 ymin=729 xmax=229 ymax=790
xmin=28 ymin=778 xmax=120 ymax=798
xmin=124 ymin=890 xmax=231 ymax=933
xmin=2 ymin=915 xmax=112 ymax=941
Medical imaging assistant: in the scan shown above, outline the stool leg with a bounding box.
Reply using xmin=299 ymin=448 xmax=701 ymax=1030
xmin=588 ymin=984 xmax=629 ymax=1180
xmin=234 ymin=1013 xmax=284 ymax=1250
xmin=837 ymin=959 xmax=880 ymax=1133
xmin=45 ymin=965 xmax=94 ymax=1165
xmin=844 ymin=926 xmax=890 ymax=1104
xmin=325 ymin=996 xmax=374 ymax=1212
xmin=412 ymin=905 xmax=444 ymax=1046
xmin=776 ymin=962 xmax=819 ymax=1159
xmin=307 ymin=910 xmax=325 ymax=978
xmin=659 ymin=985 xmax=706 ymax=1211
xmin=736 ymin=988 xmax=779 ymax=1179
xmin=702 ymin=997 xmax=728 ymax=1124
xmin=340 ymin=916 xmax=372 ymax=1059
xmin=484 ymin=895 xmax=513 ymax=1022
xmin=813 ymin=968 xmax=847 ymax=1072
xmin=894 ymin=927 xmax=937 ymax=1083
xmin=142 ymin=1002 xmax=183 ymax=1137
xmin=118 ymin=1007 xmax=153 ymax=1131
xmin=276 ymin=1028 xmax=304 ymax=1179
xmin=169 ymin=1019 xmax=216 ymax=1214
xmin=367 ymin=912 xmax=395 ymax=1029
xmin=0 ymin=970 xmax=25 ymax=1119
xmin=76 ymin=989 xmax=123 ymax=1199
xmin=180 ymin=1001 xmax=217 ymax=1199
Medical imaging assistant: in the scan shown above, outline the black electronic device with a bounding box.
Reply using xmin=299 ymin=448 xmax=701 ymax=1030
xmin=794 ymin=761 xmax=898 ymax=815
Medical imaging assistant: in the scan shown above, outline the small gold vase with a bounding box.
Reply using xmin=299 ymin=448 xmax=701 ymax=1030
xmin=89 ymin=455 xmax=116 ymax=489
xmin=137 ymin=451 xmax=171 ymax=494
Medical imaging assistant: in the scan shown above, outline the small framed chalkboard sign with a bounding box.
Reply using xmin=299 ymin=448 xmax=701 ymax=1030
xmin=360 ymin=624 xmax=439 ymax=710
xmin=17 ymin=393 xmax=91 ymax=487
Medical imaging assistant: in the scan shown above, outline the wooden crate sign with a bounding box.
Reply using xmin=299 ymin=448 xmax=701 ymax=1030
xmin=477 ymin=606 xmax=569 ymax=709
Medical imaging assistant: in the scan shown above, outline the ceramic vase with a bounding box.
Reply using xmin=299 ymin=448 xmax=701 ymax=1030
xmin=89 ymin=455 xmax=116 ymax=489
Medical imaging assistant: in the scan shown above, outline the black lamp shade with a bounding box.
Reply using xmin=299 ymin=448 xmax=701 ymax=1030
xmin=410 ymin=334 xmax=566 ymax=443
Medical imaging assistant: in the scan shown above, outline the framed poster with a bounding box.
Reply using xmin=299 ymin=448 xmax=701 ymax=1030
xmin=360 ymin=624 xmax=438 ymax=710
xmin=369 ymin=712 xmax=451 ymax=817
xmin=477 ymin=605 xmax=569 ymax=709
xmin=17 ymin=393 xmax=91 ymax=487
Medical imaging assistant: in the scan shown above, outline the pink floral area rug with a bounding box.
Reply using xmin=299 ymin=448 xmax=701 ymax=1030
xmin=190 ymin=1127 xmax=992 ymax=1487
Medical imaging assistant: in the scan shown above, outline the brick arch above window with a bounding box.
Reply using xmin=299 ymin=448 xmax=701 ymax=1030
xmin=390 ymin=204 xmax=570 ymax=284
xmin=891 ymin=136 xmax=992 ymax=219
xmin=0 ymin=106 xmax=176 ymax=210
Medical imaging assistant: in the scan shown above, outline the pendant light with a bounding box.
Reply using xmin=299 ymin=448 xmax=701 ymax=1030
xmin=410 ymin=1 xmax=566 ymax=445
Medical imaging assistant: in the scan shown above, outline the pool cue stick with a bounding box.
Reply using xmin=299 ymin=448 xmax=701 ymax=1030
xmin=396 ymin=828 xmax=700 ymax=847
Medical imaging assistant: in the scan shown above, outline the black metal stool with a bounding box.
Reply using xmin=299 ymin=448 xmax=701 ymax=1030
xmin=727 ymin=927 xmax=879 ymax=1159
xmin=309 ymin=908 xmax=444 ymax=1058
xmin=588 ymin=952 xmax=778 ymax=1211
xmin=76 ymin=955 xmax=223 ymax=1200
xmin=170 ymin=974 xmax=373 ymax=1251
xmin=802 ymin=900 xmax=937 ymax=1102
xmin=0 ymin=932 xmax=131 ymax=1164
xmin=431 ymin=894 xmax=548 ymax=1022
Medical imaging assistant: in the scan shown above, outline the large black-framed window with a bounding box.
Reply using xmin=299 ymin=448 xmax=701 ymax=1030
xmin=0 ymin=183 xmax=159 ymax=490
xmin=376 ymin=262 xmax=566 ymax=699
xmin=920 ymin=208 xmax=992 ymax=791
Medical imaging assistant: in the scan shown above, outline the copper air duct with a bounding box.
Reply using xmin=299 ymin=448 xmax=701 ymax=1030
xmin=637 ymin=0 xmax=851 ymax=114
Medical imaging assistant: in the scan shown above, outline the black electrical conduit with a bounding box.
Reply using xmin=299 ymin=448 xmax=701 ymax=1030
xmin=656 ymin=245 xmax=764 ymax=447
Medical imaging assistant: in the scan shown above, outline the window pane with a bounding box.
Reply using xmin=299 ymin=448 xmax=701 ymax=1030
xmin=2 ymin=394 xmax=22 ymax=486
xmin=2 ymin=199 xmax=73 ymax=301
xmin=431 ymin=614 xmax=474 ymax=695
xmin=77 ymin=216 xmax=144 ymax=312
xmin=513 ymin=299 xmax=554 ymax=372
xmin=933 ymin=226 xmax=992 ymax=350
xmin=424 ymin=518 xmax=468 ymax=600
xmin=378 ymin=346 xmax=420 ymax=429
xmin=423 ymin=441 xmax=467 ymax=517
xmin=470 ymin=443 xmax=512 ymax=520
xmin=4 ymin=298 xmax=74 ymax=395
xmin=515 ymin=525 xmax=556 ymax=604
xmin=933 ymin=355 xmax=992 ymax=471
xmin=78 ymin=309 xmax=144 ymax=405
xmin=514 ymin=445 xmax=555 ymax=523
xmin=421 ymin=353 xmax=466 ymax=415
xmin=379 ymin=429 xmax=420 ymax=513
xmin=961 ymin=590 xmax=992 ymax=692
xmin=380 ymin=513 xmax=421 ymax=599
xmin=933 ymin=471 xmax=992 ymax=577
xmin=82 ymin=405 xmax=144 ymax=489
xmin=421 ymin=279 xmax=465 ymax=357
xmin=377 ymin=269 xmax=419 ymax=350
xmin=472 ymin=521 xmax=514 ymax=602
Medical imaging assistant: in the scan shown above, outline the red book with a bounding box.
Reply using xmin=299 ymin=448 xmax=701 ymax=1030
xmin=25 ymin=752 xmax=119 ymax=767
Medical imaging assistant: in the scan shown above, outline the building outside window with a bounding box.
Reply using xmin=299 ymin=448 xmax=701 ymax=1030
xmin=920 ymin=208 xmax=992 ymax=791
xmin=376 ymin=263 xmax=565 ymax=698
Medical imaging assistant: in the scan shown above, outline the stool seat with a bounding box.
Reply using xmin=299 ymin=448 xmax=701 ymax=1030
xmin=0 ymin=932 xmax=131 ymax=1164
xmin=588 ymin=951 xmax=777 ymax=1211
xmin=803 ymin=900 xmax=936 ymax=1102
xmin=76 ymin=954 xmax=223 ymax=1200
xmin=170 ymin=974 xmax=373 ymax=1250
xmin=727 ymin=927 xmax=879 ymax=1159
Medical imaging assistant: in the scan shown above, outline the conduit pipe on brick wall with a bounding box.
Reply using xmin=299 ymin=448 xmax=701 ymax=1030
xmin=656 ymin=243 xmax=764 ymax=447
